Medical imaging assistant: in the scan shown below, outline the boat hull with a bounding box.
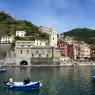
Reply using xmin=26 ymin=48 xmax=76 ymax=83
xmin=5 ymin=81 xmax=42 ymax=89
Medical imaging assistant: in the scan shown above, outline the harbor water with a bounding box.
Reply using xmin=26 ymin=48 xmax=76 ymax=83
xmin=0 ymin=66 xmax=95 ymax=95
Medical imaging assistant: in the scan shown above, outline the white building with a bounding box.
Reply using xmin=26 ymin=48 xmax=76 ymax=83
xmin=37 ymin=26 xmax=57 ymax=48
xmin=16 ymin=31 xmax=26 ymax=37
xmin=35 ymin=40 xmax=49 ymax=46
xmin=1 ymin=35 xmax=14 ymax=43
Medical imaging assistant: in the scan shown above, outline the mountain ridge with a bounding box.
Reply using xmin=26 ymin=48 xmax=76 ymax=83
xmin=63 ymin=28 xmax=95 ymax=45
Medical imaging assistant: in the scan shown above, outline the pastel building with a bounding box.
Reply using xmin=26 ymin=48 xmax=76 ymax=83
xmin=57 ymin=39 xmax=68 ymax=56
xmin=64 ymin=36 xmax=74 ymax=44
xmin=73 ymin=44 xmax=80 ymax=60
xmin=67 ymin=44 xmax=74 ymax=60
xmin=16 ymin=31 xmax=26 ymax=37
xmin=79 ymin=43 xmax=90 ymax=60
xmin=90 ymin=48 xmax=95 ymax=60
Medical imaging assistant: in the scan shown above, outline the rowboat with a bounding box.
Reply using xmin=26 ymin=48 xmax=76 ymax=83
xmin=0 ymin=69 xmax=7 ymax=72
xmin=5 ymin=81 xmax=42 ymax=89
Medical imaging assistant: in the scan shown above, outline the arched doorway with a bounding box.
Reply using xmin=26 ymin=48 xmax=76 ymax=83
xmin=20 ymin=60 xmax=28 ymax=65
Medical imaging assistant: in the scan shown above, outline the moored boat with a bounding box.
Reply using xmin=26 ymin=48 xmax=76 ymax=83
xmin=5 ymin=81 xmax=42 ymax=89
xmin=92 ymin=76 xmax=95 ymax=79
xmin=0 ymin=69 xmax=7 ymax=72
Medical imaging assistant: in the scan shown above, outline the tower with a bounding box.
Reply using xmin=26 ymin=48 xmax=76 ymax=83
xmin=49 ymin=26 xmax=57 ymax=48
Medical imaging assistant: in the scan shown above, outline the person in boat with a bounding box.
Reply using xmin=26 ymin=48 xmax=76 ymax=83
xmin=23 ymin=77 xmax=30 ymax=85
xmin=9 ymin=78 xmax=13 ymax=82
xmin=9 ymin=78 xmax=14 ymax=85
xmin=4 ymin=78 xmax=14 ymax=85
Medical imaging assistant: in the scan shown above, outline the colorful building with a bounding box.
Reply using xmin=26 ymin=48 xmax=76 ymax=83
xmin=57 ymin=39 xmax=68 ymax=56
xmin=79 ymin=43 xmax=90 ymax=60
xmin=90 ymin=48 xmax=95 ymax=60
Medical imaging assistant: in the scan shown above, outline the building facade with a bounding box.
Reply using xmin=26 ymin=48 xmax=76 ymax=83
xmin=90 ymin=48 xmax=95 ymax=60
xmin=38 ymin=26 xmax=57 ymax=48
xmin=79 ymin=43 xmax=90 ymax=60
xmin=15 ymin=41 xmax=60 ymax=65
xmin=1 ymin=35 xmax=14 ymax=43
xmin=57 ymin=39 xmax=68 ymax=56
xmin=16 ymin=31 xmax=26 ymax=37
xmin=35 ymin=40 xmax=49 ymax=46
xmin=67 ymin=44 xmax=74 ymax=60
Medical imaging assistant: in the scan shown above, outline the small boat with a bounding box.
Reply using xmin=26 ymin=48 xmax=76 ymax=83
xmin=5 ymin=81 xmax=42 ymax=89
xmin=92 ymin=76 xmax=95 ymax=79
xmin=0 ymin=69 xmax=7 ymax=72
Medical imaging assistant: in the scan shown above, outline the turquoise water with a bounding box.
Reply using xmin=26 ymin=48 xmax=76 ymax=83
xmin=0 ymin=67 xmax=95 ymax=95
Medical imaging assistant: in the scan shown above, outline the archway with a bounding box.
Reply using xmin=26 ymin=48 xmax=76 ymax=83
xmin=20 ymin=60 xmax=28 ymax=65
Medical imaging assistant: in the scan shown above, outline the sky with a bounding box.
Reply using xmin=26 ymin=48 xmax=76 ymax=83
xmin=0 ymin=0 xmax=95 ymax=33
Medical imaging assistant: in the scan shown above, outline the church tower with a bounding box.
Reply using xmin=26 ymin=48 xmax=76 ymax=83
xmin=49 ymin=26 xmax=57 ymax=48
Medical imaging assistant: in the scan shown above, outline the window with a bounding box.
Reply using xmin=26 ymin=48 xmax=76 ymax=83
xmin=32 ymin=54 xmax=34 ymax=57
xmin=36 ymin=51 xmax=39 ymax=54
xmin=21 ymin=50 xmax=22 ymax=54
xmin=47 ymin=54 xmax=49 ymax=57
xmin=21 ymin=45 xmax=24 ymax=47
xmin=39 ymin=54 xmax=41 ymax=57
xmin=21 ymin=34 xmax=23 ymax=36
xmin=46 ymin=43 xmax=48 ymax=46
xmin=27 ymin=50 xmax=29 ymax=54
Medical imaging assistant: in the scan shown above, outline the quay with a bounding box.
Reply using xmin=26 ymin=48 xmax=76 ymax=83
xmin=1 ymin=61 xmax=95 ymax=67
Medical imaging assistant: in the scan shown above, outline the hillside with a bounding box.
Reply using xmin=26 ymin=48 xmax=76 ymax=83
xmin=0 ymin=11 xmax=48 ymax=40
xmin=63 ymin=28 xmax=95 ymax=45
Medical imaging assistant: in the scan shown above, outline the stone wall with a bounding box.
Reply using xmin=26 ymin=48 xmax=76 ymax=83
xmin=0 ymin=43 xmax=11 ymax=59
xmin=31 ymin=58 xmax=53 ymax=64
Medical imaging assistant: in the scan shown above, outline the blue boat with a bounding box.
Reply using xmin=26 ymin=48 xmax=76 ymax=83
xmin=92 ymin=76 xmax=95 ymax=79
xmin=0 ymin=69 xmax=7 ymax=72
xmin=5 ymin=81 xmax=42 ymax=89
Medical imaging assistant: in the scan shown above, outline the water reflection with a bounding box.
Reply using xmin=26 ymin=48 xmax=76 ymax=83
xmin=7 ymin=89 xmax=40 ymax=95
xmin=1 ymin=67 xmax=95 ymax=95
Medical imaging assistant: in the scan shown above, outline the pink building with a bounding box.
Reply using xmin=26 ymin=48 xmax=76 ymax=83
xmin=57 ymin=39 xmax=68 ymax=56
xmin=90 ymin=48 xmax=95 ymax=60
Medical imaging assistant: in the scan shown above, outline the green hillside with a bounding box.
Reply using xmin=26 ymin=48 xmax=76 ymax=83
xmin=63 ymin=28 xmax=95 ymax=45
xmin=0 ymin=11 xmax=48 ymax=40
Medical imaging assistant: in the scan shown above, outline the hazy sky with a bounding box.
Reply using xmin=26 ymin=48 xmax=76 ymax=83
xmin=0 ymin=0 xmax=95 ymax=33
